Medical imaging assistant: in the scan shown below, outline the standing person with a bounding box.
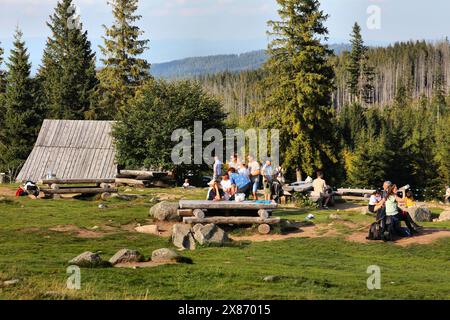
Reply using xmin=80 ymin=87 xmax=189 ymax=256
xmin=213 ymin=156 xmax=222 ymax=181
xmin=312 ymin=171 xmax=332 ymax=209
xmin=228 ymin=154 xmax=241 ymax=170
xmin=247 ymin=155 xmax=261 ymax=200
xmin=238 ymin=163 xmax=250 ymax=178
xmin=445 ymin=185 xmax=450 ymax=204
xmin=262 ymin=159 xmax=275 ymax=201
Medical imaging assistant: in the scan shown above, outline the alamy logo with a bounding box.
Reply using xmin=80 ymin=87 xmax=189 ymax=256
xmin=67 ymin=265 xmax=81 ymax=290
xmin=171 ymin=122 xmax=280 ymax=166
xmin=367 ymin=4 xmax=382 ymax=30
xmin=67 ymin=4 xmax=81 ymax=31
xmin=366 ymin=265 xmax=381 ymax=290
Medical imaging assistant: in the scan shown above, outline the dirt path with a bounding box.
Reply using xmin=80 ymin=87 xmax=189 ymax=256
xmin=0 ymin=187 xmax=16 ymax=197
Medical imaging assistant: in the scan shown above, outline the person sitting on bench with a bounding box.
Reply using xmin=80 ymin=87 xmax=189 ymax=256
xmin=382 ymin=184 xmax=421 ymax=235
xmin=206 ymin=180 xmax=224 ymax=201
xmin=228 ymin=167 xmax=251 ymax=199
xmin=368 ymin=190 xmax=382 ymax=213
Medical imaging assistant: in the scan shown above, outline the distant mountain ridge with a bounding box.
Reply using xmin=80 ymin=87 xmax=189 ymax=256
xmin=151 ymin=44 xmax=351 ymax=78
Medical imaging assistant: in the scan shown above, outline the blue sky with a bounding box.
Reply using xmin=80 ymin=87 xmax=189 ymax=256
xmin=1 ymin=0 xmax=450 ymax=70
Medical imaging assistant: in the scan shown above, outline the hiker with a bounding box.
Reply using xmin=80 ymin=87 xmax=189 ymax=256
xmin=368 ymin=190 xmax=382 ymax=213
xmin=238 ymin=163 xmax=250 ymax=178
xmin=383 ymin=184 xmax=421 ymax=235
xmin=228 ymin=167 xmax=251 ymax=199
xmin=312 ymin=171 xmax=332 ymax=209
xmin=228 ymin=154 xmax=241 ymax=170
xmin=445 ymin=185 xmax=450 ymax=204
xmin=206 ymin=180 xmax=224 ymax=201
xmin=262 ymin=159 xmax=275 ymax=201
xmin=220 ymin=174 xmax=233 ymax=200
xmin=182 ymin=179 xmax=191 ymax=189
xmin=16 ymin=181 xmax=40 ymax=198
xmin=213 ymin=156 xmax=223 ymax=181
xmin=247 ymin=155 xmax=261 ymax=200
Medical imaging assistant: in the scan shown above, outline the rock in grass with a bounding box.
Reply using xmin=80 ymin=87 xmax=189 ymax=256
xmin=263 ymin=275 xmax=281 ymax=282
xmin=135 ymin=225 xmax=159 ymax=235
xmin=3 ymin=279 xmax=20 ymax=286
xmin=172 ymin=224 xmax=196 ymax=250
xmin=149 ymin=201 xmax=181 ymax=222
xmin=407 ymin=206 xmax=432 ymax=222
xmin=438 ymin=211 xmax=450 ymax=222
xmin=151 ymin=248 xmax=180 ymax=263
xmin=192 ymin=224 xmax=229 ymax=246
xmin=109 ymin=249 xmax=145 ymax=265
xmin=69 ymin=252 xmax=111 ymax=268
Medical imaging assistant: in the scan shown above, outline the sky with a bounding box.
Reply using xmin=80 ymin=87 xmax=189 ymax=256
xmin=1 ymin=0 xmax=450 ymax=70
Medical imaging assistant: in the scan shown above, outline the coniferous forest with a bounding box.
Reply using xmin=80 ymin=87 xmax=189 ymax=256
xmin=0 ymin=0 xmax=448 ymax=199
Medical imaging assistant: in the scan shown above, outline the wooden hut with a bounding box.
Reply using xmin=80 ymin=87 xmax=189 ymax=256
xmin=16 ymin=120 xmax=117 ymax=182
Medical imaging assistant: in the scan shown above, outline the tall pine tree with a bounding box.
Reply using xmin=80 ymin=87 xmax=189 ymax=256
xmin=39 ymin=0 xmax=98 ymax=120
xmin=0 ymin=29 xmax=40 ymax=176
xmin=347 ymin=22 xmax=374 ymax=104
xmin=262 ymin=0 xmax=338 ymax=179
xmin=96 ymin=0 xmax=151 ymax=119
xmin=0 ymin=41 xmax=5 ymax=94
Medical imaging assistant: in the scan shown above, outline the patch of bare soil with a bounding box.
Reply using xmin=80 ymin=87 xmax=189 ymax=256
xmin=346 ymin=229 xmax=450 ymax=247
xmin=334 ymin=202 xmax=367 ymax=212
xmin=232 ymin=225 xmax=338 ymax=242
xmin=49 ymin=225 xmax=114 ymax=239
xmin=114 ymin=261 xmax=178 ymax=269
xmin=0 ymin=187 xmax=16 ymax=197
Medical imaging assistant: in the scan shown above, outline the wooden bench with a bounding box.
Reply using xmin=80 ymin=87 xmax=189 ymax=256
xmin=39 ymin=179 xmax=118 ymax=199
xmin=178 ymin=200 xmax=279 ymax=234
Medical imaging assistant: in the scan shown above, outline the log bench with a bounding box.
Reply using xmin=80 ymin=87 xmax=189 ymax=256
xmin=179 ymin=200 xmax=280 ymax=234
xmin=39 ymin=179 xmax=118 ymax=199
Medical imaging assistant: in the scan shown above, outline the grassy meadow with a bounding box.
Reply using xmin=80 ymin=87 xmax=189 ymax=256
xmin=0 ymin=185 xmax=449 ymax=300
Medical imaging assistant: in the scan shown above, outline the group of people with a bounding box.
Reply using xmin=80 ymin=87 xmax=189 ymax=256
xmin=208 ymin=154 xmax=282 ymax=202
xmin=368 ymin=181 xmax=422 ymax=239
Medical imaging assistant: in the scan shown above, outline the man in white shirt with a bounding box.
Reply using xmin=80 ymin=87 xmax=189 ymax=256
xmin=312 ymin=171 xmax=331 ymax=209
xmin=213 ymin=156 xmax=222 ymax=181
xmin=247 ymin=155 xmax=261 ymax=200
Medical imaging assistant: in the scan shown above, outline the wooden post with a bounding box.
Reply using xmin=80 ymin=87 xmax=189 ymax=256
xmin=193 ymin=209 xmax=206 ymax=219
xmin=0 ymin=173 xmax=5 ymax=184
xmin=258 ymin=209 xmax=270 ymax=219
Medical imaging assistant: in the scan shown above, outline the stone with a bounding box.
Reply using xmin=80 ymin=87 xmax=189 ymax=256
xmin=192 ymin=223 xmax=229 ymax=246
xmin=407 ymin=206 xmax=432 ymax=222
xmin=3 ymin=279 xmax=20 ymax=286
xmin=68 ymin=251 xmax=111 ymax=268
xmin=149 ymin=201 xmax=181 ymax=222
xmin=135 ymin=225 xmax=159 ymax=235
xmin=263 ymin=275 xmax=281 ymax=282
xmin=438 ymin=210 xmax=450 ymax=222
xmin=109 ymin=249 xmax=145 ymax=265
xmin=151 ymin=248 xmax=180 ymax=263
xmin=98 ymin=204 xmax=107 ymax=209
xmin=172 ymin=224 xmax=196 ymax=250
xmin=279 ymin=220 xmax=300 ymax=231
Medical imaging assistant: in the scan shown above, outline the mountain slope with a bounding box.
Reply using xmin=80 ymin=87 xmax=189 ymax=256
xmin=151 ymin=44 xmax=350 ymax=78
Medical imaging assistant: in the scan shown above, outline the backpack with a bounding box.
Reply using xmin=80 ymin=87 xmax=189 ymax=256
xmin=367 ymin=220 xmax=382 ymax=240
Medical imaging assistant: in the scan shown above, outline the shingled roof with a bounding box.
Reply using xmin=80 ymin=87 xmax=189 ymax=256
xmin=16 ymin=120 xmax=117 ymax=182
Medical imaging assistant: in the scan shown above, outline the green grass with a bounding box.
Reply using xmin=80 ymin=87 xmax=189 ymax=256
xmin=0 ymin=186 xmax=449 ymax=300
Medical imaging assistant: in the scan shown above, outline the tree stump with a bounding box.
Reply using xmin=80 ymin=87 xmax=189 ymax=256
xmin=258 ymin=209 xmax=270 ymax=219
xmin=258 ymin=224 xmax=271 ymax=235
xmin=193 ymin=209 xmax=206 ymax=219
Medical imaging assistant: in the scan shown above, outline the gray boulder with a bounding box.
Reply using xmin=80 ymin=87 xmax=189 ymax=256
xmin=192 ymin=224 xmax=229 ymax=246
xmin=68 ymin=252 xmax=111 ymax=268
xmin=172 ymin=224 xmax=196 ymax=250
xmin=438 ymin=210 xmax=450 ymax=222
xmin=109 ymin=249 xmax=145 ymax=265
xmin=149 ymin=201 xmax=181 ymax=222
xmin=151 ymin=248 xmax=180 ymax=263
xmin=407 ymin=206 xmax=432 ymax=222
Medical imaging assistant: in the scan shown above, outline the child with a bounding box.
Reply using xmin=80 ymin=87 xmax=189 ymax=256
xmin=220 ymin=174 xmax=233 ymax=200
xmin=368 ymin=190 xmax=382 ymax=213
xmin=404 ymin=190 xmax=416 ymax=208
xmin=182 ymin=179 xmax=190 ymax=189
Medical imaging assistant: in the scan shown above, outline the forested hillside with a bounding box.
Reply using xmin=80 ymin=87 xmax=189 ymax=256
xmin=194 ymin=40 xmax=450 ymax=120
xmin=151 ymin=44 xmax=350 ymax=79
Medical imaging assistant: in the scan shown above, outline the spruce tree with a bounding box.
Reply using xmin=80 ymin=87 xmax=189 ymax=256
xmin=262 ymin=0 xmax=338 ymax=178
xmin=347 ymin=22 xmax=374 ymax=104
xmin=0 ymin=29 xmax=39 ymax=176
xmin=0 ymin=41 xmax=5 ymax=94
xmin=96 ymin=0 xmax=151 ymax=119
xmin=39 ymin=0 xmax=98 ymax=120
